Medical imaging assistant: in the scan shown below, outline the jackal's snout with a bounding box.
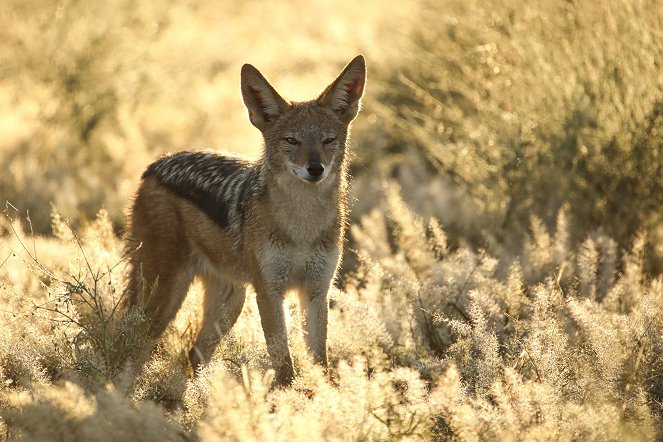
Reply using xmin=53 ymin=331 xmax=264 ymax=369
xmin=306 ymin=162 xmax=324 ymax=179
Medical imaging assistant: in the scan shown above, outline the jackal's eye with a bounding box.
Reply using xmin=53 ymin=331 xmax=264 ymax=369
xmin=284 ymin=137 xmax=300 ymax=145
xmin=323 ymin=137 xmax=336 ymax=145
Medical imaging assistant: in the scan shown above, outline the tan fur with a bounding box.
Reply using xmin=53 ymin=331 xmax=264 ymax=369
xmin=125 ymin=56 xmax=366 ymax=386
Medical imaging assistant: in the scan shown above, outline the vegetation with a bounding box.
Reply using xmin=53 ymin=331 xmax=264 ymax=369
xmin=1 ymin=0 xmax=661 ymax=440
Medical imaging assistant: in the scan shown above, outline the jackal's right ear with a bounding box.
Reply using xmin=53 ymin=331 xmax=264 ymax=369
xmin=241 ymin=64 xmax=289 ymax=131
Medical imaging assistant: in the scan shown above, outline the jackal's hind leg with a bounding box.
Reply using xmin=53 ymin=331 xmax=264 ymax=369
xmin=125 ymin=261 xmax=194 ymax=370
xmin=189 ymin=275 xmax=246 ymax=372
xmin=127 ymin=262 xmax=194 ymax=340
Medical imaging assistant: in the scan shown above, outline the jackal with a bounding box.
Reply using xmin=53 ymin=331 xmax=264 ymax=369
xmin=125 ymin=55 xmax=366 ymax=386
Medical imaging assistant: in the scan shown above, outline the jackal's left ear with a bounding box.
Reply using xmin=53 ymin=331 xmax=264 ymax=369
xmin=241 ymin=64 xmax=289 ymax=132
xmin=318 ymin=55 xmax=366 ymax=124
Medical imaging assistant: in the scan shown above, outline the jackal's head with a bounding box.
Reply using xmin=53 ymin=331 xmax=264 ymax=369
xmin=241 ymin=56 xmax=366 ymax=185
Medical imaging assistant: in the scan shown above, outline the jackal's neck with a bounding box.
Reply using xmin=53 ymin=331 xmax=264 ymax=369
xmin=258 ymin=159 xmax=348 ymax=242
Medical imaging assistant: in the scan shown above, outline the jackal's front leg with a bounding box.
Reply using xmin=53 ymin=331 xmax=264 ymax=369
xmin=254 ymin=282 xmax=294 ymax=387
xmin=299 ymin=249 xmax=339 ymax=369
xmin=298 ymin=290 xmax=329 ymax=367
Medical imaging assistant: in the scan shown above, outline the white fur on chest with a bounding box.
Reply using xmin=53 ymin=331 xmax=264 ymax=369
xmin=253 ymin=173 xmax=342 ymax=296
xmin=258 ymin=239 xmax=339 ymax=294
xmin=271 ymin=174 xmax=338 ymax=245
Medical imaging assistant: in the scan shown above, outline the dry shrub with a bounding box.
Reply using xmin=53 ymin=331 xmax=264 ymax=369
xmin=346 ymin=185 xmax=662 ymax=439
xmin=1 ymin=181 xmax=661 ymax=441
xmin=365 ymin=0 xmax=663 ymax=272
xmin=0 ymin=382 xmax=184 ymax=442
xmin=1 ymin=208 xmax=151 ymax=388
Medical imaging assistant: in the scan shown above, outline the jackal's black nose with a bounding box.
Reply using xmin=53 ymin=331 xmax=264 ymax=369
xmin=306 ymin=162 xmax=324 ymax=177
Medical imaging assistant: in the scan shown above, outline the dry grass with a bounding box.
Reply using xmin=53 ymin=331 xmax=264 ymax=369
xmin=1 ymin=0 xmax=662 ymax=440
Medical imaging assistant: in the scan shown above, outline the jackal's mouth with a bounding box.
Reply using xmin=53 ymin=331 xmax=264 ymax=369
xmin=303 ymin=175 xmax=324 ymax=184
xmin=287 ymin=166 xmax=325 ymax=184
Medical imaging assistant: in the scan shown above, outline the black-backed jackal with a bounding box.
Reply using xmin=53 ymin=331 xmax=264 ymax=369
xmin=125 ymin=56 xmax=366 ymax=386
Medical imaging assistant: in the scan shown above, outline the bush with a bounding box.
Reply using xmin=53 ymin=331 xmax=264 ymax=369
xmin=2 ymin=175 xmax=662 ymax=440
xmin=364 ymin=0 xmax=663 ymax=272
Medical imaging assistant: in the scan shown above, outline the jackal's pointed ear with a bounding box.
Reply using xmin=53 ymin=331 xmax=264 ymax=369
xmin=318 ymin=55 xmax=366 ymax=124
xmin=241 ymin=64 xmax=289 ymax=131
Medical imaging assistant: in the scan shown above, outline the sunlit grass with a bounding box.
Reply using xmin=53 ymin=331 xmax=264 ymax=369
xmin=1 ymin=0 xmax=662 ymax=439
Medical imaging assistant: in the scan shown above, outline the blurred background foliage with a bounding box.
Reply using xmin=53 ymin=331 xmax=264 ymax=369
xmin=367 ymin=0 xmax=662 ymax=273
xmin=0 ymin=0 xmax=661 ymax=273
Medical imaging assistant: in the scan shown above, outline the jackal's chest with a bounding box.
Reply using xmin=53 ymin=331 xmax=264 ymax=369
xmin=257 ymin=237 xmax=340 ymax=290
xmin=270 ymin=193 xmax=339 ymax=245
